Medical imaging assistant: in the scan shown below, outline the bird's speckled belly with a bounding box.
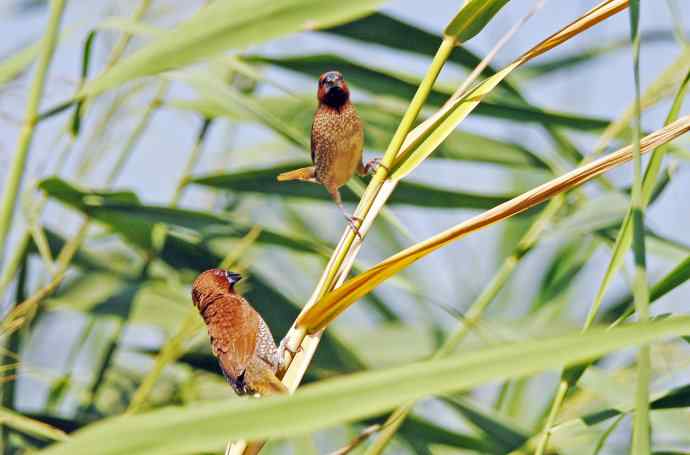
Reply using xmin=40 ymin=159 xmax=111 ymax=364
xmin=329 ymin=125 xmax=363 ymax=187
xmin=313 ymin=103 xmax=364 ymax=189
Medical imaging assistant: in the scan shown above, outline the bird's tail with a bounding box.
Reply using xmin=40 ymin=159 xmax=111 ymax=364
xmin=277 ymin=166 xmax=316 ymax=182
xmin=246 ymin=361 xmax=289 ymax=396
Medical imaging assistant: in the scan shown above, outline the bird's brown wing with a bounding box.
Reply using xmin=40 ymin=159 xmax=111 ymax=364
xmin=310 ymin=114 xmax=317 ymax=164
xmin=206 ymin=294 xmax=260 ymax=380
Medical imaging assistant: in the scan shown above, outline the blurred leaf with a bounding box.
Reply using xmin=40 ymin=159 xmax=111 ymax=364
xmin=39 ymin=317 xmax=690 ymax=455
xmin=521 ymin=30 xmax=680 ymax=78
xmin=322 ymin=12 xmax=516 ymax=94
xmin=603 ymin=253 xmax=690 ymax=323
xmin=581 ymin=382 xmax=690 ymax=426
xmin=191 ymin=163 xmax=518 ymax=210
xmin=249 ymin=54 xmax=611 ymax=130
xmin=442 ymin=397 xmax=528 ymax=452
xmin=444 ymin=0 xmax=510 ymax=41
xmin=398 ymin=415 xmax=501 ymax=454
xmin=533 ymin=238 xmax=598 ymax=309
xmin=0 ymin=41 xmax=40 ymax=86
xmin=96 ymin=17 xmax=163 ymax=38
xmin=39 ymin=177 xmax=326 ymax=256
xmin=390 ymin=1 xmax=628 ymax=181
xmin=582 ymin=69 xmax=690 ymax=330
xmin=78 ymin=0 xmax=386 ymax=97
xmin=19 ymin=414 xmax=82 ymax=434
xmin=172 ymin=94 xmax=551 ymax=170
xmin=298 ymin=118 xmax=690 ymax=333
xmin=173 ymin=71 xmax=307 ymax=148
xmin=340 ymin=323 xmax=437 ymax=367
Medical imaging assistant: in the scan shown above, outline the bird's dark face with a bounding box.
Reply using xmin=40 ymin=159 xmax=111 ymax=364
xmin=191 ymin=269 xmax=242 ymax=311
xmin=317 ymin=71 xmax=350 ymax=108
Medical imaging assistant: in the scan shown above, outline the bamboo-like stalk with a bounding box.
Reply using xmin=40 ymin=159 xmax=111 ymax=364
xmin=534 ymin=42 xmax=690 ymax=455
xmin=628 ymin=3 xmax=650 ymax=453
xmin=297 ymin=116 xmax=690 ymax=333
xmin=1 ymin=83 xmax=170 ymax=333
xmin=0 ymin=0 xmax=154 ymax=299
xmin=228 ymin=26 xmax=459 ymax=455
xmin=0 ymin=0 xmax=67 ymax=264
xmin=107 ymin=0 xmax=152 ymax=67
xmin=126 ymin=118 xmax=213 ymax=414
xmin=232 ymin=2 xmax=629 ymax=453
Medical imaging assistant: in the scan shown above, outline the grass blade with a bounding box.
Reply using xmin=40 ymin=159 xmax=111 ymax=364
xmin=37 ymin=318 xmax=690 ymax=455
xmin=77 ymin=0 xmax=385 ymax=98
xmin=627 ymin=3 xmax=651 ymax=453
xmin=297 ymin=117 xmax=690 ymax=333
xmin=0 ymin=0 xmax=67 ymax=264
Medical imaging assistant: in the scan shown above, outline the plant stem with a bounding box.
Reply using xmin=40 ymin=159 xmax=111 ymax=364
xmin=107 ymin=0 xmax=152 ymax=67
xmin=628 ymin=2 xmax=650 ymax=453
xmin=534 ymin=380 xmax=568 ymax=455
xmin=365 ymin=197 xmax=564 ymax=455
xmin=230 ymin=28 xmax=459 ymax=455
xmin=125 ymin=118 xmax=213 ymax=414
xmin=0 ymin=0 xmax=67 ymax=265
xmin=172 ymin=118 xmax=212 ymax=206
xmin=107 ymin=82 xmax=169 ymax=185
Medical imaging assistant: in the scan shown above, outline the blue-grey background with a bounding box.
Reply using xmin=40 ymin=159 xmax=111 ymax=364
xmin=1 ymin=1 xmax=689 ymax=453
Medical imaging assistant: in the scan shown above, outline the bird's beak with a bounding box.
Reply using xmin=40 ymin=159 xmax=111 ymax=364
xmin=226 ymin=271 xmax=243 ymax=284
xmin=327 ymin=80 xmax=344 ymax=91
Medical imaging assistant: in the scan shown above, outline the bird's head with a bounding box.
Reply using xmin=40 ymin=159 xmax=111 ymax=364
xmin=317 ymin=71 xmax=350 ymax=108
xmin=191 ymin=268 xmax=243 ymax=311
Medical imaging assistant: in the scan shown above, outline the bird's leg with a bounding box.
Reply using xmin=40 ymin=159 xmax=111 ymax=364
xmin=328 ymin=186 xmax=363 ymax=239
xmin=357 ymin=157 xmax=389 ymax=177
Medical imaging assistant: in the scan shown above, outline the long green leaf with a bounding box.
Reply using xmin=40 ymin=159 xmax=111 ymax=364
xmin=604 ymin=254 xmax=690 ymax=323
xmin=171 ymin=95 xmax=551 ymax=170
xmin=444 ymin=0 xmax=511 ymax=41
xmin=0 ymin=41 xmax=41 ymax=86
xmin=250 ymin=54 xmax=611 ymax=131
xmin=521 ymin=30 xmax=680 ymax=78
xmin=77 ymin=0 xmax=385 ymax=98
xmin=38 ymin=317 xmax=690 ymax=455
xmin=190 ymin=164 xmax=519 ymax=210
xmin=582 ymin=70 xmax=690 ymax=329
xmin=0 ymin=407 xmax=68 ymax=442
xmin=322 ymin=12 xmax=516 ymax=94
xmin=38 ymin=177 xmax=326 ymax=255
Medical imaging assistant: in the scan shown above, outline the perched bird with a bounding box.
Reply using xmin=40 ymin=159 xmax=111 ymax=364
xmin=191 ymin=269 xmax=288 ymax=396
xmin=277 ymin=70 xmax=381 ymax=234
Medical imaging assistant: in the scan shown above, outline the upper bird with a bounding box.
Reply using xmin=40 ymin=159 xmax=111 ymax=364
xmin=191 ymin=269 xmax=288 ymax=396
xmin=277 ymin=71 xmax=380 ymax=234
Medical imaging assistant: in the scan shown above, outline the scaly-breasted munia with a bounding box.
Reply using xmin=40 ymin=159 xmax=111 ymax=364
xmin=191 ymin=269 xmax=287 ymax=396
xmin=277 ymin=70 xmax=380 ymax=233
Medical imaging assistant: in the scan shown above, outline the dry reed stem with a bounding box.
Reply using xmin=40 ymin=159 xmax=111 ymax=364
xmin=298 ymin=116 xmax=690 ymax=332
xmin=230 ymin=1 xmax=631 ymax=453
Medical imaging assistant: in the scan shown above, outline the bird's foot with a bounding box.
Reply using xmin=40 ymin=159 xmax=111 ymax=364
xmin=344 ymin=213 xmax=364 ymax=240
xmin=275 ymin=337 xmax=303 ymax=373
xmin=364 ymin=157 xmax=389 ymax=176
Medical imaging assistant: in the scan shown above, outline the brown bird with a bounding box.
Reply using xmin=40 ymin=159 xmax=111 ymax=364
xmin=277 ymin=70 xmax=381 ymax=234
xmin=191 ymin=269 xmax=288 ymax=396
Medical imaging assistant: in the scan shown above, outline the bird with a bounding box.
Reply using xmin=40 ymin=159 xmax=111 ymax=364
xmin=277 ymin=70 xmax=382 ymax=235
xmin=191 ymin=269 xmax=288 ymax=396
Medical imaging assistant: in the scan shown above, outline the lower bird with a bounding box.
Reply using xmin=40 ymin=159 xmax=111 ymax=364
xmin=191 ymin=269 xmax=288 ymax=396
xmin=277 ymin=70 xmax=381 ymax=236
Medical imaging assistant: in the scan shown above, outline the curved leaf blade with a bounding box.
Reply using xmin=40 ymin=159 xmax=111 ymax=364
xmin=39 ymin=317 xmax=690 ymax=455
xmin=78 ymin=0 xmax=385 ymax=98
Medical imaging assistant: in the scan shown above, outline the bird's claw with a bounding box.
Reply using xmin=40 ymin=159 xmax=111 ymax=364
xmin=345 ymin=214 xmax=364 ymax=240
xmin=365 ymin=158 xmax=389 ymax=176
xmin=276 ymin=337 xmax=303 ymax=372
